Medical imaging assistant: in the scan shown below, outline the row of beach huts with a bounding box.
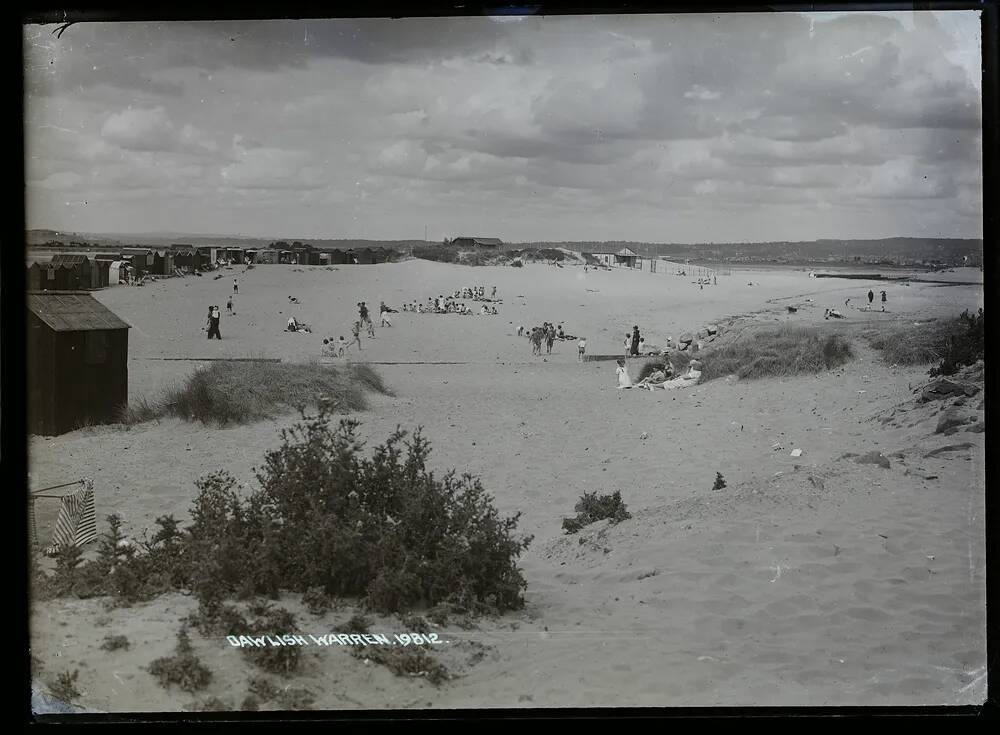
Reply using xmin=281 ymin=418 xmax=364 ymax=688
xmin=25 ymin=243 xmax=392 ymax=291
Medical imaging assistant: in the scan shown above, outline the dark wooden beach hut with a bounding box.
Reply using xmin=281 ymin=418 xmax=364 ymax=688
xmin=151 ymin=249 xmax=175 ymax=275
xmin=326 ymin=249 xmax=348 ymax=265
xmin=27 ymin=291 xmax=130 ymax=436
xmin=49 ymin=254 xmax=95 ymax=289
xmin=355 ymin=248 xmax=377 ymax=264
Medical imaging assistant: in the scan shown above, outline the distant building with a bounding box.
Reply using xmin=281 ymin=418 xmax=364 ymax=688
xmin=590 ymin=247 xmax=641 ymax=268
xmin=27 ymin=291 xmax=130 ymax=436
xmin=451 ymin=237 xmax=503 ymax=250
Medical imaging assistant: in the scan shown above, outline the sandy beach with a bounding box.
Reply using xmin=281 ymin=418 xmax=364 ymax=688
xmin=29 ymin=260 xmax=986 ymax=710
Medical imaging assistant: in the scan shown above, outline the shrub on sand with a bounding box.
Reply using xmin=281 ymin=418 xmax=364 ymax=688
xmin=562 ymin=491 xmax=631 ymax=534
xmin=697 ymin=326 xmax=853 ymax=382
xmin=929 ymin=308 xmax=984 ymax=377
xmin=148 ymin=629 xmax=212 ymax=693
xmin=118 ymin=361 xmax=390 ymax=427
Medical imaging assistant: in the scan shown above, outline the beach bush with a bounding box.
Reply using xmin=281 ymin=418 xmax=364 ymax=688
xmin=100 ymin=635 xmax=130 ymax=652
xmin=929 ymin=308 xmax=984 ymax=377
xmin=48 ymin=669 xmax=81 ymax=702
xmin=352 ymin=644 xmax=450 ymax=686
xmin=242 ymin=604 xmax=302 ymax=676
xmin=148 ymin=629 xmax=212 ymax=693
xmin=33 ymin=409 xmax=531 ymax=623
xmin=562 ymin=491 xmax=632 ymax=534
xmin=697 ymin=326 xmax=853 ymax=382
xmin=713 ymin=473 xmax=727 ymax=490
xmin=117 ymin=361 xmax=390 ymax=427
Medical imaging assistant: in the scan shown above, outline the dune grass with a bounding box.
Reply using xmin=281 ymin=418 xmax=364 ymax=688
xmin=697 ymin=326 xmax=854 ymax=382
xmin=119 ymin=361 xmax=391 ymax=427
xmin=861 ymin=314 xmax=976 ymax=368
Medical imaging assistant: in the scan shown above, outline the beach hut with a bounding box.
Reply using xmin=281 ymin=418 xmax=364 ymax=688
xmin=26 ymin=262 xmax=47 ymax=291
xmin=50 ymin=254 xmax=95 ymax=289
xmin=27 ymin=291 xmax=130 ymax=436
xmin=326 ymin=249 xmax=348 ymax=265
xmin=355 ymin=248 xmax=377 ymax=264
xmin=108 ymin=261 xmax=128 ymax=285
xmin=151 ymin=249 xmax=175 ymax=275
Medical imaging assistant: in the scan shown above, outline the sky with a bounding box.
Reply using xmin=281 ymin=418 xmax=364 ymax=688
xmin=23 ymin=11 xmax=983 ymax=243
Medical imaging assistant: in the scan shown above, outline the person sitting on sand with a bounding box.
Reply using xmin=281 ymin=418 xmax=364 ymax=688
xmin=287 ymin=316 xmax=298 ymax=332
xmin=616 ymin=359 xmax=634 ymax=389
xmin=824 ymin=308 xmax=845 ymax=319
xmin=636 ymin=367 xmax=668 ymax=390
xmin=658 ymin=359 xmax=702 ymax=391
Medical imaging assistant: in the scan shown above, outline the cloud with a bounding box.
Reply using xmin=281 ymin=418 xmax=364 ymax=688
xmin=100 ymin=107 xmax=218 ymax=155
xmin=220 ymin=142 xmax=326 ymax=190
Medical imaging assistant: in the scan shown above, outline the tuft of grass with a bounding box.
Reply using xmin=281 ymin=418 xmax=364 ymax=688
xmin=697 ymin=326 xmax=853 ymax=382
xmin=862 ymin=318 xmax=953 ymax=366
xmin=712 ymin=472 xmax=727 ymax=490
xmin=117 ymin=361 xmax=388 ymax=427
xmin=48 ymin=669 xmax=81 ymax=703
xmin=349 ymin=363 xmax=393 ymax=396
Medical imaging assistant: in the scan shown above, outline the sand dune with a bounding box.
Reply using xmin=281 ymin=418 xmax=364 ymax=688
xmin=29 ymin=261 xmax=985 ymax=710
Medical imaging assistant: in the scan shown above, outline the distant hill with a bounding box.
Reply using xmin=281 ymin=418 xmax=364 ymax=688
xmin=515 ymin=238 xmax=983 ymax=265
xmin=24 ymin=231 xmax=982 ymax=265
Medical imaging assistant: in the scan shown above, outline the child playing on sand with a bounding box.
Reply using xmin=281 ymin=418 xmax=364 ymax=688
xmin=616 ymin=359 xmax=633 ymax=389
xmin=227 ymin=296 xmax=234 ymax=315
xmin=352 ymin=321 xmax=363 ymax=350
xmin=578 ymin=337 xmax=586 ymax=362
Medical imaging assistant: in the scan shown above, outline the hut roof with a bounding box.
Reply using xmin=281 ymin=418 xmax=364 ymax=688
xmin=50 ymin=254 xmax=90 ymax=266
xmin=27 ymin=292 xmax=131 ymax=332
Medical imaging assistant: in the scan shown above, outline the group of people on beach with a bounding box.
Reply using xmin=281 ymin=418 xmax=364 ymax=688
xmin=624 ymin=325 xmax=646 ymax=356
xmin=615 ymin=357 xmax=703 ymax=391
xmin=829 ymin=289 xmax=888 ymax=319
xmin=518 ymin=322 xmax=579 ymax=356
xmin=402 ymin=294 xmax=500 ymax=315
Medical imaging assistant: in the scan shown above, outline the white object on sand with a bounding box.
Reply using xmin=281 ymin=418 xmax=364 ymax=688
xmin=790 ymin=448 xmax=803 ymax=457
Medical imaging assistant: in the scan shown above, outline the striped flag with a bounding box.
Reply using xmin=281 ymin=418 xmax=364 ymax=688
xmin=45 ymin=480 xmax=97 ymax=554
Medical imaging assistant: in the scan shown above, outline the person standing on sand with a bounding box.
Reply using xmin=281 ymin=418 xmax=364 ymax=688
xmin=631 ymin=326 xmax=641 ymax=357
xmin=227 ymin=296 xmax=234 ymax=315
xmin=578 ymin=337 xmax=586 ymax=362
xmin=624 ymin=333 xmax=631 ymax=356
xmin=233 ymin=278 xmax=239 ymax=294
xmin=545 ymin=324 xmax=556 ymax=355
xmin=207 ymin=305 xmax=222 ymax=339
xmin=880 ymin=290 xmax=887 ymax=311
xmin=352 ymin=321 xmax=363 ymax=350
xmin=868 ymin=289 xmax=874 ymax=308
